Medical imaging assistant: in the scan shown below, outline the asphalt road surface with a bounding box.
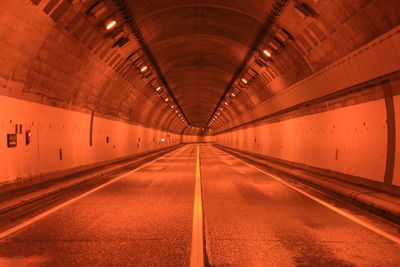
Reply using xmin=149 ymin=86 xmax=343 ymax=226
xmin=0 ymin=144 xmax=399 ymax=266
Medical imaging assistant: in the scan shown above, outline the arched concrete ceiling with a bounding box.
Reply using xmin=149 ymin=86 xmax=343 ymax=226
xmin=121 ymin=0 xmax=399 ymax=131
xmin=126 ymin=1 xmax=275 ymax=126
xmin=3 ymin=0 xmax=398 ymax=134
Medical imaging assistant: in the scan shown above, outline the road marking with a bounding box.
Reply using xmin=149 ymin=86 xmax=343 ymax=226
xmin=223 ymin=149 xmax=400 ymax=245
xmin=0 ymin=146 xmax=186 ymax=240
xmin=190 ymin=145 xmax=205 ymax=267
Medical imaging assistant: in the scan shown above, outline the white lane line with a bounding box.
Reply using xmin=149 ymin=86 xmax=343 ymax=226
xmin=0 ymin=145 xmax=187 ymax=240
xmin=190 ymin=145 xmax=205 ymax=267
xmin=222 ymin=149 xmax=400 ymax=245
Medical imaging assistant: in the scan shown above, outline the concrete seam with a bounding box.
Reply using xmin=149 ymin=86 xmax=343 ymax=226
xmin=383 ymin=83 xmax=395 ymax=185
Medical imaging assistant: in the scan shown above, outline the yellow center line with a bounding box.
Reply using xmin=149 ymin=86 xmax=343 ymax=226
xmin=190 ymin=145 xmax=204 ymax=267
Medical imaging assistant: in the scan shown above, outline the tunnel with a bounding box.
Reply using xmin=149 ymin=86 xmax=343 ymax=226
xmin=0 ymin=0 xmax=400 ymax=265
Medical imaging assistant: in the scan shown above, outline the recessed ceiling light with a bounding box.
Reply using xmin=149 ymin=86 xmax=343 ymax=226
xmin=263 ymin=49 xmax=272 ymax=57
xmin=106 ymin=20 xmax=117 ymax=30
xmin=156 ymin=86 xmax=161 ymax=91
xmin=140 ymin=66 xmax=148 ymax=72
xmin=241 ymin=78 xmax=248 ymax=84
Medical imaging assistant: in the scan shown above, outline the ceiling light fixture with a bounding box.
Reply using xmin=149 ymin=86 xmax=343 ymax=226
xmin=106 ymin=20 xmax=117 ymax=30
xmin=263 ymin=49 xmax=272 ymax=57
xmin=241 ymin=78 xmax=248 ymax=84
xmin=156 ymin=86 xmax=161 ymax=91
xmin=140 ymin=66 xmax=148 ymax=72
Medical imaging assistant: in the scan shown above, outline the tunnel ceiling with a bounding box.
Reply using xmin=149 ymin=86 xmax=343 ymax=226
xmin=1 ymin=0 xmax=398 ymax=135
xmin=124 ymin=0 xmax=276 ymax=127
xmin=117 ymin=0 xmax=399 ymax=132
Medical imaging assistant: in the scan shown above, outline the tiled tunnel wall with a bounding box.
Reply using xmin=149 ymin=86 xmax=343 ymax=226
xmin=0 ymin=0 xmax=185 ymax=190
xmin=215 ymin=28 xmax=400 ymax=189
xmin=0 ymin=94 xmax=181 ymax=190
xmin=0 ymin=0 xmax=185 ymax=134
xmin=216 ymin=83 xmax=400 ymax=187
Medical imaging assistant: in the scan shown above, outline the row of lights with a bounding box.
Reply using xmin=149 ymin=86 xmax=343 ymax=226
xmin=188 ymin=126 xmax=208 ymax=131
xmin=207 ymin=25 xmax=292 ymax=130
xmin=103 ymin=17 xmax=188 ymax=126
xmin=209 ymin=47 xmax=274 ymax=128
xmin=139 ymin=66 xmax=188 ymax=126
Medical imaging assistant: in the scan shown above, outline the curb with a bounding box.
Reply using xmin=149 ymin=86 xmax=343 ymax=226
xmin=216 ymin=145 xmax=400 ymax=220
xmin=0 ymin=146 xmax=179 ymax=215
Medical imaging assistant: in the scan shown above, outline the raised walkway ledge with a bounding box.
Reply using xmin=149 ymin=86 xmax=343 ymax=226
xmin=0 ymin=144 xmax=183 ymax=215
xmin=214 ymin=144 xmax=400 ymax=224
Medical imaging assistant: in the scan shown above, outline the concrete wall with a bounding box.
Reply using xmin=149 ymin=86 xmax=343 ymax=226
xmin=216 ymin=26 xmax=400 ymax=132
xmin=215 ymin=26 xmax=400 ymax=189
xmin=393 ymin=94 xmax=400 ymax=186
xmin=0 ymin=0 xmax=185 ymax=133
xmin=216 ymin=96 xmax=390 ymax=183
xmin=216 ymin=78 xmax=400 ymax=189
xmin=0 ymin=94 xmax=180 ymax=188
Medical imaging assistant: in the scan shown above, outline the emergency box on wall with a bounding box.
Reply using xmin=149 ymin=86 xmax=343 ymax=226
xmin=7 ymin=134 xmax=17 ymax=147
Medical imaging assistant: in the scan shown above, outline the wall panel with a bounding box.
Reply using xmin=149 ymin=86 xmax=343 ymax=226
xmin=0 ymin=95 xmax=180 ymax=187
xmin=216 ymin=98 xmax=388 ymax=183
